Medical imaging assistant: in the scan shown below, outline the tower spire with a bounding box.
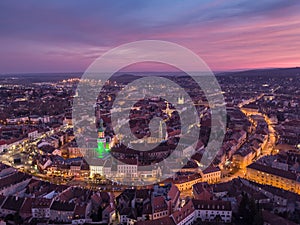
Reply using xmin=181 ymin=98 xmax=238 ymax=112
xmin=159 ymin=120 xmax=163 ymax=140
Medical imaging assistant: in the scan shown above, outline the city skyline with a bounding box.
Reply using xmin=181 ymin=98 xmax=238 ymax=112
xmin=0 ymin=1 xmax=300 ymax=224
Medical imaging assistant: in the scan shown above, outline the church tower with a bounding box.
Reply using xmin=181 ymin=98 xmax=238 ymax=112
xmin=178 ymin=96 xmax=184 ymax=105
xmin=96 ymin=119 xmax=110 ymax=158
xmin=164 ymin=102 xmax=174 ymax=117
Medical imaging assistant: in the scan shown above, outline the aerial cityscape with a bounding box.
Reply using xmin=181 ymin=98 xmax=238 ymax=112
xmin=0 ymin=1 xmax=300 ymax=225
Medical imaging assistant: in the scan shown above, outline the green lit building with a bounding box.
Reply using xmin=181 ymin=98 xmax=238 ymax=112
xmin=96 ymin=119 xmax=110 ymax=158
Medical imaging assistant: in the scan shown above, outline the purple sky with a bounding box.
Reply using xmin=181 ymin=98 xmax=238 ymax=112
xmin=0 ymin=0 xmax=300 ymax=73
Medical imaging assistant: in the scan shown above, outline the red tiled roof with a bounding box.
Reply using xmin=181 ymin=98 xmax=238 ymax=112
xmin=32 ymin=198 xmax=52 ymax=208
xmin=171 ymin=200 xmax=194 ymax=224
xmin=50 ymin=201 xmax=75 ymax=211
xmin=202 ymin=166 xmax=220 ymax=174
xmin=167 ymin=184 xmax=180 ymax=204
xmin=153 ymin=196 xmax=168 ymax=213
xmin=193 ymin=182 xmax=212 ymax=195
xmin=262 ymin=210 xmax=298 ymax=225
xmin=173 ymin=173 xmax=201 ymax=184
xmin=2 ymin=196 xmax=25 ymax=211
xmin=0 ymin=172 xmax=31 ymax=190
xmin=19 ymin=198 xmax=34 ymax=215
xmin=192 ymin=199 xmax=231 ymax=211
xmin=135 ymin=217 xmax=176 ymax=225
xmin=73 ymin=204 xmax=87 ymax=218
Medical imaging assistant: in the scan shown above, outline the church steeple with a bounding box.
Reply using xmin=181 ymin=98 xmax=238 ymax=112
xmin=164 ymin=101 xmax=174 ymax=117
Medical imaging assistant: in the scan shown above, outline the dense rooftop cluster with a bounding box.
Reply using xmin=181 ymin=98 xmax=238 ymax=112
xmin=0 ymin=68 xmax=299 ymax=224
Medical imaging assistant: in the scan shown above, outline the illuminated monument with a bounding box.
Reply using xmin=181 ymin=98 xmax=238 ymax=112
xmin=96 ymin=118 xmax=110 ymax=158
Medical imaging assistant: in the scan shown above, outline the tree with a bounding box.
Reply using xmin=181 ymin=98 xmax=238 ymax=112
xmin=238 ymin=193 xmax=263 ymax=225
xmin=13 ymin=212 xmax=23 ymax=225
xmin=253 ymin=210 xmax=263 ymax=225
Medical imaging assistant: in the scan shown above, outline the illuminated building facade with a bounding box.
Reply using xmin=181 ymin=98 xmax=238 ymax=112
xmin=246 ymin=162 xmax=300 ymax=194
xmin=96 ymin=119 xmax=110 ymax=159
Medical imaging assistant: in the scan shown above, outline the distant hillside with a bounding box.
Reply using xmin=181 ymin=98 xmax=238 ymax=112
xmin=1 ymin=67 xmax=300 ymax=84
xmin=217 ymin=67 xmax=300 ymax=77
xmin=109 ymin=73 xmax=142 ymax=84
xmin=0 ymin=72 xmax=82 ymax=84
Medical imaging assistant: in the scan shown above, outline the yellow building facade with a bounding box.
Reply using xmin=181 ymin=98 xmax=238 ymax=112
xmin=246 ymin=162 xmax=300 ymax=194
